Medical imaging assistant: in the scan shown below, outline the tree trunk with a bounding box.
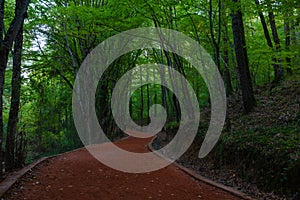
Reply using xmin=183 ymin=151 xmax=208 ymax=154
xmin=146 ymin=70 xmax=150 ymax=124
xmin=146 ymin=84 xmax=150 ymax=123
xmin=254 ymin=0 xmax=283 ymax=85
xmin=290 ymin=20 xmax=299 ymax=66
xmin=223 ymin=43 xmax=233 ymax=96
xmin=153 ymin=69 xmax=157 ymax=117
xmin=0 ymin=0 xmax=30 ymax=175
xmin=0 ymin=0 xmax=4 ymax=42
xmin=167 ymin=56 xmax=180 ymax=122
xmin=222 ymin=8 xmax=233 ymax=95
xmin=209 ymin=0 xmax=222 ymax=73
xmin=254 ymin=0 xmax=273 ymax=47
xmin=0 ymin=49 xmax=7 ymax=173
xmin=284 ymin=17 xmax=293 ymax=75
xmin=268 ymin=11 xmax=284 ymax=85
xmin=159 ymin=64 xmax=167 ymax=127
xmin=140 ymin=66 xmax=144 ymax=125
xmin=5 ymin=23 xmax=24 ymax=170
xmin=231 ymin=0 xmax=256 ymax=113
xmin=0 ymin=0 xmax=6 ymax=172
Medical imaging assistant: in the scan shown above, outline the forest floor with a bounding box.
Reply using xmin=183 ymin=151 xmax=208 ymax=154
xmin=154 ymin=80 xmax=300 ymax=200
xmin=3 ymin=137 xmax=240 ymax=200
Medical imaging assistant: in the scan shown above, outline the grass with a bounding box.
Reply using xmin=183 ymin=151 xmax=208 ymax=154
xmin=215 ymin=126 xmax=300 ymax=197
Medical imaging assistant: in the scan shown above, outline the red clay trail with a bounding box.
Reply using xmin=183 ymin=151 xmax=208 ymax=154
xmin=4 ymin=137 xmax=239 ymax=200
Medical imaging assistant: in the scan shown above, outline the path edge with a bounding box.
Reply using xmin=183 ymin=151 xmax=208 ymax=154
xmin=0 ymin=135 xmax=131 ymax=198
xmin=0 ymin=136 xmax=256 ymax=199
xmin=147 ymin=136 xmax=256 ymax=200
xmin=0 ymin=145 xmax=87 ymax=198
xmin=0 ymin=157 xmax=47 ymax=197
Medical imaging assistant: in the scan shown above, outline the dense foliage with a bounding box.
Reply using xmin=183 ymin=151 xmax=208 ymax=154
xmin=0 ymin=0 xmax=299 ymax=197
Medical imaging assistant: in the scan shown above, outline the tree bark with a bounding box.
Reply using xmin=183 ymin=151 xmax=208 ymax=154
xmin=254 ymin=0 xmax=273 ymax=47
xmin=268 ymin=11 xmax=284 ymax=85
xmin=146 ymin=69 xmax=150 ymax=124
xmin=290 ymin=20 xmax=299 ymax=66
xmin=0 ymin=0 xmax=30 ymax=174
xmin=209 ymin=0 xmax=222 ymax=73
xmin=222 ymin=3 xmax=233 ymax=95
xmin=231 ymin=0 xmax=256 ymax=113
xmin=5 ymin=23 xmax=23 ymax=170
xmin=140 ymin=66 xmax=144 ymax=125
xmin=159 ymin=64 xmax=168 ymax=126
xmin=254 ymin=0 xmax=282 ymax=85
xmin=0 ymin=0 xmax=4 ymax=41
xmin=284 ymin=17 xmax=293 ymax=75
xmin=223 ymin=39 xmax=233 ymax=96
xmin=0 ymin=48 xmax=7 ymax=170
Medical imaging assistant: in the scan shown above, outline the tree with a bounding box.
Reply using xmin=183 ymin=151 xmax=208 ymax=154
xmin=268 ymin=8 xmax=284 ymax=85
xmin=5 ymin=22 xmax=24 ymax=170
xmin=209 ymin=0 xmax=222 ymax=72
xmin=0 ymin=0 xmax=30 ymax=174
xmin=221 ymin=1 xmax=233 ymax=96
xmin=254 ymin=0 xmax=283 ymax=87
xmin=231 ymin=0 xmax=256 ymax=113
xmin=3 ymin=0 xmax=297 ymax=172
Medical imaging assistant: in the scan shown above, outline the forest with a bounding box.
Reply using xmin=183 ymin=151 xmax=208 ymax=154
xmin=0 ymin=0 xmax=299 ymax=199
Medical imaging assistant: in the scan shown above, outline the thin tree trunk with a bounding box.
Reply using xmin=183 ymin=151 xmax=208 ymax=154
xmin=231 ymin=0 xmax=256 ymax=113
xmin=146 ymin=69 xmax=150 ymax=124
xmin=230 ymin=43 xmax=239 ymax=91
xmin=209 ymin=0 xmax=222 ymax=73
xmin=166 ymin=60 xmax=180 ymax=122
xmin=159 ymin=65 xmax=167 ymax=124
xmin=0 ymin=0 xmax=4 ymax=42
xmin=140 ymin=66 xmax=144 ymax=125
xmin=284 ymin=17 xmax=292 ymax=75
xmin=0 ymin=0 xmax=7 ymax=170
xmin=222 ymin=7 xmax=233 ymax=95
xmin=290 ymin=20 xmax=299 ymax=66
xmin=5 ymin=23 xmax=23 ymax=170
xmin=162 ymin=50 xmax=180 ymax=121
xmin=223 ymin=45 xmax=233 ymax=95
xmin=268 ymin=11 xmax=284 ymax=85
xmin=254 ymin=0 xmax=283 ymax=86
xmin=0 ymin=49 xmax=7 ymax=172
xmin=153 ymin=69 xmax=157 ymax=117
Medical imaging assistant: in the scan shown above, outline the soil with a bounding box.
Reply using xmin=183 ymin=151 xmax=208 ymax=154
xmin=3 ymin=137 xmax=239 ymax=200
xmin=152 ymin=81 xmax=300 ymax=200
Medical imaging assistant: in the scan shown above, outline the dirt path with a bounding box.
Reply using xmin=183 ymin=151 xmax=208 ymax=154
xmin=4 ymin=137 xmax=239 ymax=200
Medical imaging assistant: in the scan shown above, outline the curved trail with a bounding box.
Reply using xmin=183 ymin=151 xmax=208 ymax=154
xmin=5 ymin=137 xmax=239 ymax=200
